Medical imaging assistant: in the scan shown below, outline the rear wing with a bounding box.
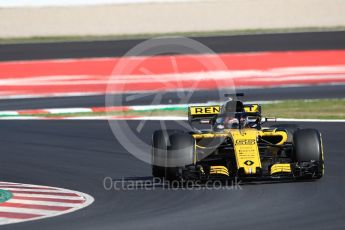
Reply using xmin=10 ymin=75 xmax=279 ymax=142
xmin=188 ymin=104 xmax=261 ymax=122
xmin=243 ymin=104 xmax=262 ymax=116
xmin=244 ymin=104 xmax=262 ymax=123
xmin=188 ymin=105 xmax=221 ymax=122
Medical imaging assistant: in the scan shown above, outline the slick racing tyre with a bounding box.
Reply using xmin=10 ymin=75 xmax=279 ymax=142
xmin=293 ymin=129 xmax=324 ymax=179
xmin=165 ymin=133 xmax=195 ymax=181
xmin=152 ymin=130 xmax=181 ymax=178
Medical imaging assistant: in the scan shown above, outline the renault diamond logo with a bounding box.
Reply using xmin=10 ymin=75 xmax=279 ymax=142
xmin=244 ymin=160 xmax=254 ymax=166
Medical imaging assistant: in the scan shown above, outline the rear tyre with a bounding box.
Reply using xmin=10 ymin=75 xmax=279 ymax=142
xmin=152 ymin=130 xmax=181 ymax=178
xmin=165 ymin=133 xmax=195 ymax=180
xmin=293 ymin=129 xmax=324 ymax=179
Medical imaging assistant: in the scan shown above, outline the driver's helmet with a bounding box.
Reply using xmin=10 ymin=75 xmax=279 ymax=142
xmin=224 ymin=113 xmax=247 ymax=129
xmin=223 ymin=114 xmax=238 ymax=129
xmin=215 ymin=113 xmax=248 ymax=129
xmin=238 ymin=113 xmax=248 ymax=128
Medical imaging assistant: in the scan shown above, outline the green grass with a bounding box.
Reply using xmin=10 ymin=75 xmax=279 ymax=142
xmin=1 ymin=26 xmax=345 ymax=44
xmin=262 ymin=99 xmax=345 ymax=119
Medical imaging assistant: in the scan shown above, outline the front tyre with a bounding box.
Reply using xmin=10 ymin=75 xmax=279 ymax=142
xmin=293 ymin=129 xmax=324 ymax=179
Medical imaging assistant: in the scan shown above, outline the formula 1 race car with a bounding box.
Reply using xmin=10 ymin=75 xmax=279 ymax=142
xmin=151 ymin=93 xmax=324 ymax=181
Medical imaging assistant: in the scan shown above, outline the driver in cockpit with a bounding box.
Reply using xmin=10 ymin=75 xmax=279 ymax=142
xmin=215 ymin=112 xmax=248 ymax=130
xmin=214 ymin=100 xmax=248 ymax=130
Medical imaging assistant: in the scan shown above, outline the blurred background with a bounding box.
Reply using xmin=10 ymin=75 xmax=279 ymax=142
xmin=0 ymin=0 xmax=344 ymax=119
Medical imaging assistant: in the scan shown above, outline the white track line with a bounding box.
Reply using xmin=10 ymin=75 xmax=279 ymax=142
xmin=276 ymin=118 xmax=345 ymax=122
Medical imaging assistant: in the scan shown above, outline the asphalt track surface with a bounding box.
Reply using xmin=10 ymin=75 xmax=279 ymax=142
xmin=1 ymin=31 xmax=345 ymax=61
xmin=0 ymin=120 xmax=344 ymax=230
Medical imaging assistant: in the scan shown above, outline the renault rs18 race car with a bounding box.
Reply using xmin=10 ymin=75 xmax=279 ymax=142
xmin=151 ymin=93 xmax=324 ymax=181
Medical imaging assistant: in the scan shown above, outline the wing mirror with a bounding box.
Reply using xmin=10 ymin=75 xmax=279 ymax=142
xmin=262 ymin=117 xmax=277 ymax=123
xmin=199 ymin=119 xmax=211 ymax=124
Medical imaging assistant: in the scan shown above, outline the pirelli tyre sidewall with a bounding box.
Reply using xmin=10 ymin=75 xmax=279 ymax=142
xmin=293 ymin=128 xmax=324 ymax=179
xmin=152 ymin=130 xmax=177 ymax=178
xmin=152 ymin=130 xmax=186 ymax=178
xmin=165 ymin=133 xmax=195 ymax=180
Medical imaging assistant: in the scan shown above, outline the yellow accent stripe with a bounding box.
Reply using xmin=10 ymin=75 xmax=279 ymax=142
xmin=210 ymin=166 xmax=229 ymax=176
xmin=270 ymin=164 xmax=291 ymax=174
xmin=192 ymin=133 xmax=229 ymax=139
xmin=320 ymin=133 xmax=325 ymax=176
xmin=259 ymin=130 xmax=288 ymax=145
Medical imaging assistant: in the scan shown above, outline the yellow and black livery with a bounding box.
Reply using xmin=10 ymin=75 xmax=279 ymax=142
xmin=152 ymin=93 xmax=324 ymax=181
